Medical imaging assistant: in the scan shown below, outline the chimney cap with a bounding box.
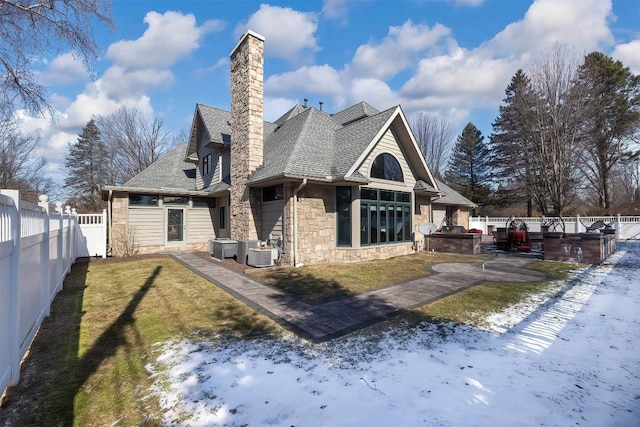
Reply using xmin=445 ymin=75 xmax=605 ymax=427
xmin=230 ymin=30 xmax=265 ymax=58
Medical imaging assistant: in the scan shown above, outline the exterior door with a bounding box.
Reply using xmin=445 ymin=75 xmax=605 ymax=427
xmin=167 ymin=208 xmax=185 ymax=242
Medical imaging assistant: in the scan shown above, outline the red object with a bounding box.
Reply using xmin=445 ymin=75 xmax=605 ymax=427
xmin=517 ymin=245 xmax=531 ymax=252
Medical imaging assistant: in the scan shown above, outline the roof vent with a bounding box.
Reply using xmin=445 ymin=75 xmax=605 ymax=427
xmin=304 ymin=98 xmax=308 ymax=107
xmin=319 ymin=101 xmax=323 ymax=112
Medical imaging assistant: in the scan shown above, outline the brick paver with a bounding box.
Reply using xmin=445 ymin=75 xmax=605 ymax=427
xmin=171 ymin=252 xmax=546 ymax=342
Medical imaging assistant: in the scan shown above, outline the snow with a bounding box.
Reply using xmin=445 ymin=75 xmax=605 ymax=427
xmin=147 ymin=243 xmax=640 ymax=426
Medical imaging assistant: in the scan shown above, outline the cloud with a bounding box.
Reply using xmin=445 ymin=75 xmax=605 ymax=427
xmin=612 ymin=39 xmax=640 ymax=74
xmin=322 ymin=0 xmax=349 ymax=22
xmin=38 ymin=52 xmax=88 ymax=85
xmin=236 ymin=5 xmax=319 ymax=62
xmin=106 ymin=11 xmax=219 ymax=70
xmin=265 ymin=65 xmax=342 ymax=97
xmin=350 ymin=20 xmax=451 ymax=79
xmin=21 ymin=10 xmax=217 ymax=186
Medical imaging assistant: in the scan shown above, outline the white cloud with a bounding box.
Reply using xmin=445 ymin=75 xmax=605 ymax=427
xmin=21 ymin=10 xmax=217 ymax=186
xmin=237 ymin=5 xmax=319 ymax=62
xmin=106 ymin=11 xmax=217 ymax=70
xmin=264 ymin=97 xmax=301 ymax=122
xmin=487 ymin=0 xmax=614 ymax=57
xmin=350 ymin=20 xmax=451 ymax=79
xmin=322 ymin=0 xmax=348 ymax=22
xmin=612 ymin=39 xmax=640 ymax=74
xmin=265 ymin=65 xmax=342 ymax=97
xmin=38 ymin=52 xmax=88 ymax=85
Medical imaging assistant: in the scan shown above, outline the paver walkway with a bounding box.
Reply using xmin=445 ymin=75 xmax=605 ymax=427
xmin=171 ymin=252 xmax=547 ymax=342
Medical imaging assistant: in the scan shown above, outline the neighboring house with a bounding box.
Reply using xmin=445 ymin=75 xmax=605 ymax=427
xmin=431 ymin=179 xmax=478 ymax=230
xmin=102 ymin=30 xmax=473 ymax=265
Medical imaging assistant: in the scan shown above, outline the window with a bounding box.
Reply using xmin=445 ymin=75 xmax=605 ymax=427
xmin=370 ymin=153 xmax=404 ymax=182
xmin=219 ymin=206 xmax=226 ymax=229
xmin=263 ymin=185 xmax=284 ymax=202
xmin=360 ymin=188 xmax=412 ymax=246
xmin=336 ymin=187 xmax=352 ymax=246
xmin=163 ymin=196 xmax=188 ymax=205
xmin=202 ymin=153 xmax=212 ymax=175
xmin=129 ymin=194 xmax=159 ymax=206
xmin=192 ymin=197 xmax=215 ymax=208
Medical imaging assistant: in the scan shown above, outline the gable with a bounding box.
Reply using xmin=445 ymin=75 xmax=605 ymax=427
xmin=347 ymin=107 xmax=438 ymax=192
xmin=358 ymin=128 xmax=416 ymax=188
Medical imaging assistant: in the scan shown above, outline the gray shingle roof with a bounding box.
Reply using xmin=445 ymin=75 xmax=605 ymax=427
xmin=124 ymin=144 xmax=196 ymax=190
xmin=331 ymin=101 xmax=380 ymax=126
xmin=433 ymin=179 xmax=477 ymax=207
xmin=198 ymin=104 xmax=232 ymax=144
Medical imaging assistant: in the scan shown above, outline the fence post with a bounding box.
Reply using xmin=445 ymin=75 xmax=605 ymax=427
xmin=616 ymin=214 xmax=621 ymax=240
xmin=55 ymin=203 xmax=63 ymax=286
xmin=37 ymin=196 xmax=51 ymax=316
xmin=101 ymin=209 xmax=107 ymax=258
xmin=575 ymin=214 xmax=581 ymax=233
xmin=1 ymin=190 xmax=22 ymax=387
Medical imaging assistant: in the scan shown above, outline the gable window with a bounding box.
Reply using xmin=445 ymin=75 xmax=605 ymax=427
xmin=360 ymin=188 xmax=411 ymax=246
xmin=263 ymin=185 xmax=284 ymax=202
xmin=336 ymin=187 xmax=352 ymax=246
xmin=202 ymin=153 xmax=212 ymax=176
xmin=371 ymin=153 xmax=404 ymax=182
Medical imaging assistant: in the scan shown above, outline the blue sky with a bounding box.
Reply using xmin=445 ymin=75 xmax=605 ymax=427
xmin=20 ymin=0 xmax=640 ymax=188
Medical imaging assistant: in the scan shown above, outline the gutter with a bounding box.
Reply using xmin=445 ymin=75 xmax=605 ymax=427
xmin=293 ymin=178 xmax=308 ymax=268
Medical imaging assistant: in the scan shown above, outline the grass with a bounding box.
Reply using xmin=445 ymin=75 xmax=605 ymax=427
xmin=406 ymin=260 xmax=586 ymax=327
xmin=248 ymin=252 xmax=486 ymax=303
xmin=0 ymin=256 xmax=281 ymax=427
xmin=0 ymin=253 xmax=585 ymax=426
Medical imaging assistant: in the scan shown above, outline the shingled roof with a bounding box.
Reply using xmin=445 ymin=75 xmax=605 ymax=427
xmin=433 ymin=179 xmax=477 ymax=207
xmin=124 ymin=144 xmax=197 ymax=191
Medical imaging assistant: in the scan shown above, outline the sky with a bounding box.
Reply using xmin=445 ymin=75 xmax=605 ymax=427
xmin=18 ymin=0 xmax=640 ymax=192
xmin=147 ymin=243 xmax=640 ymax=426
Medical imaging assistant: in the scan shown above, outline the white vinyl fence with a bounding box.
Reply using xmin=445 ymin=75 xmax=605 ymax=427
xmin=470 ymin=215 xmax=640 ymax=240
xmin=0 ymin=191 xmax=83 ymax=397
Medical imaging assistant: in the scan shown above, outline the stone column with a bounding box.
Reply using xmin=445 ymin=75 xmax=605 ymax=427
xmin=229 ymin=31 xmax=265 ymax=241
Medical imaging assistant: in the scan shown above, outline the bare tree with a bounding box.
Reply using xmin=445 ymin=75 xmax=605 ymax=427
xmin=491 ymin=44 xmax=587 ymax=216
xmin=0 ymin=0 xmax=114 ymax=115
xmin=0 ymin=113 xmax=54 ymax=201
xmin=409 ymin=112 xmax=454 ymax=179
xmin=97 ymin=106 xmax=173 ymax=184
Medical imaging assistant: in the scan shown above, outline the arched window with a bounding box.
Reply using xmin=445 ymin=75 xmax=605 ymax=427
xmin=370 ymin=153 xmax=404 ymax=182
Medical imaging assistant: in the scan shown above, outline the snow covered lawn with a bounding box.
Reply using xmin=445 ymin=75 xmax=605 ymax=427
xmin=148 ymin=243 xmax=640 ymax=426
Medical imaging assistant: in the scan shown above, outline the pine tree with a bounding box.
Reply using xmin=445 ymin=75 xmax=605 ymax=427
xmin=574 ymin=52 xmax=640 ymax=213
xmin=64 ymin=119 xmax=107 ymax=211
xmin=444 ymin=122 xmax=491 ymax=211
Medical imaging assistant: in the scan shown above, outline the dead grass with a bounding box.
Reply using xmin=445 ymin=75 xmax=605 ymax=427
xmin=0 ymin=256 xmax=282 ymax=427
xmin=248 ymin=252 xmax=486 ymax=303
xmin=405 ymin=259 xmax=586 ymax=327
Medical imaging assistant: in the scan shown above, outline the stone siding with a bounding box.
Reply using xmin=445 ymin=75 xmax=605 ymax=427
xmin=427 ymin=233 xmax=481 ymax=255
xmin=543 ymin=233 xmax=616 ymax=264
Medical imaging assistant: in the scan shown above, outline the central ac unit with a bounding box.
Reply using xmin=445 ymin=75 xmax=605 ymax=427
xmin=247 ymin=248 xmax=278 ymax=267
xmin=237 ymin=240 xmax=260 ymax=265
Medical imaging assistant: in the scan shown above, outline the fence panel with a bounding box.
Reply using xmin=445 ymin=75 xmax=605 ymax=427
xmin=77 ymin=210 xmax=107 ymax=258
xmin=470 ymin=215 xmax=640 ymax=240
xmin=0 ymin=191 xmax=79 ymax=396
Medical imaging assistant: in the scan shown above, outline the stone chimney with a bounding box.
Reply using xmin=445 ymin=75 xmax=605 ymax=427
xmin=229 ymin=30 xmax=265 ymax=241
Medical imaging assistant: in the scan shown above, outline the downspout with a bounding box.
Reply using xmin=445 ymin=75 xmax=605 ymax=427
xmin=293 ymin=179 xmax=308 ymax=267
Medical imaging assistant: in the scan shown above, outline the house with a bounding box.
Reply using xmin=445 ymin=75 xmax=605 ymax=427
xmin=431 ymin=179 xmax=477 ymax=230
xmin=102 ymin=30 xmax=474 ymax=265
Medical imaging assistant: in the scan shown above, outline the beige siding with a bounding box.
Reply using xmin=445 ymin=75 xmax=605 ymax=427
xmin=358 ymin=128 xmax=416 ymax=189
xmin=261 ymin=200 xmax=284 ymax=241
xmin=433 ymin=207 xmax=446 ymax=229
xmin=187 ymin=208 xmax=216 ymax=242
xmin=129 ymin=208 xmax=164 ymax=246
xmin=196 ymin=145 xmax=223 ymax=190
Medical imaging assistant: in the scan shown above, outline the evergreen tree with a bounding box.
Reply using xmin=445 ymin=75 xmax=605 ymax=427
xmin=574 ymin=52 xmax=640 ymax=213
xmin=64 ymin=119 xmax=107 ymax=211
xmin=444 ymin=122 xmax=491 ymax=211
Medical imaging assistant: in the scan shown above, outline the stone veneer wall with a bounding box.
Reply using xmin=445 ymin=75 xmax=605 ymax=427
xmin=413 ymin=195 xmax=431 ymax=248
xmin=230 ymin=31 xmax=264 ymax=241
xmin=427 ymin=233 xmax=481 ymax=255
xmin=110 ymin=191 xmax=128 ymax=256
xmin=288 ymin=184 xmax=430 ymax=266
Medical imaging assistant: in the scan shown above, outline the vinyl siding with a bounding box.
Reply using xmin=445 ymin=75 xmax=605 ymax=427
xmin=187 ymin=208 xmax=216 ymax=242
xmin=261 ymin=200 xmax=284 ymax=241
xmin=432 ymin=207 xmax=446 ymax=229
xmin=359 ymin=128 xmax=416 ymax=188
xmin=129 ymin=208 xmax=164 ymax=246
